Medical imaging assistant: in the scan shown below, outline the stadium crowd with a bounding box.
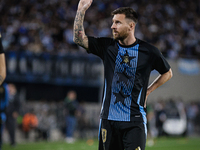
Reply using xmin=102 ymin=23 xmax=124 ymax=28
xmin=0 ymin=0 xmax=200 ymax=59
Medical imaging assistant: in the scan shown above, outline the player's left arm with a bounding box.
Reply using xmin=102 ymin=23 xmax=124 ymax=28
xmin=0 ymin=33 xmax=6 ymax=85
xmin=0 ymin=53 xmax=6 ymax=85
xmin=145 ymin=68 xmax=172 ymax=107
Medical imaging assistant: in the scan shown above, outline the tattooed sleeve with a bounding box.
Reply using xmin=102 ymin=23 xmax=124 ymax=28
xmin=73 ymin=11 xmax=88 ymax=50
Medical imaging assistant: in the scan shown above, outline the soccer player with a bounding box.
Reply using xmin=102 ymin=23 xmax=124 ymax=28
xmin=0 ymin=32 xmax=6 ymax=85
xmin=73 ymin=0 xmax=173 ymax=150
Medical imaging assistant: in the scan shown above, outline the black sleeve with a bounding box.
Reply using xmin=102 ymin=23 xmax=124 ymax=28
xmin=0 ymin=37 xmax=4 ymax=54
xmin=88 ymin=36 xmax=113 ymax=60
xmin=0 ymin=35 xmax=4 ymax=54
xmin=152 ymin=47 xmax=170 ymax=74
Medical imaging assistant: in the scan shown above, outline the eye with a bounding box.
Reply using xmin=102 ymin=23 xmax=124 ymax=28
xmin=115 ymin=21 xmax=121 ymax=24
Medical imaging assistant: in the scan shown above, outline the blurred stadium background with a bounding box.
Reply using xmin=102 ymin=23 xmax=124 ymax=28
xmin=1 ymin=0 xmax=200 ymax=149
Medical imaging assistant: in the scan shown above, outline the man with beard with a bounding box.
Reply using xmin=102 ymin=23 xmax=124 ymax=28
xmin=73 ymin=0 xmax=173 ymax=150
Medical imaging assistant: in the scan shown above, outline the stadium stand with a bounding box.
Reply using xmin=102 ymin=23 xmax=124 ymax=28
xmin=0 ymin=0 xmax=200 ymax=59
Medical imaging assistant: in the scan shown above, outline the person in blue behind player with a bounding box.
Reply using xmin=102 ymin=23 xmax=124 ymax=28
xmin=73 ymin=0 xmax=173 ymax=150
xmin=0 ymin=83 xmax=9 ymax=150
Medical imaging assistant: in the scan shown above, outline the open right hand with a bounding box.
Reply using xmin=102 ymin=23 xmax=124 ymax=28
xmin=78 ymin=0 xmax=93 ymax=12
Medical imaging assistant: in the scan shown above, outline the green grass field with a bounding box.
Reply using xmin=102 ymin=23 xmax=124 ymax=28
xmin=2 ymin=137 xmax=200 ymax=150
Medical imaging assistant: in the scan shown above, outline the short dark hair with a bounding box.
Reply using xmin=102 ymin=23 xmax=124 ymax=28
xmin=111 ymin=7 xmax=138 ymax=24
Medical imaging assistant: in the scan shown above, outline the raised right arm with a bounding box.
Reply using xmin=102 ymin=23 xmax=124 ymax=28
xmin=73 ymin=0 xmax=93 ymax=50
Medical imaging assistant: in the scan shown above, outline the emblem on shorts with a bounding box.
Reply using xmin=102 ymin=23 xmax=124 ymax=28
xmin=102 ymin=128 xmax=107 ymax=143
xmin=135 ymin=146 xmax=141 ymax=150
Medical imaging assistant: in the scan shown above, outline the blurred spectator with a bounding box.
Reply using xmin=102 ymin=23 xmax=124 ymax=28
xmin=56 ymin=101 xmax=66 ymax=136
xmin=0 ymin=83 xmax=9 ymax=150
xmin=22 ymin=101 xmax=57 ymax=141
xmin=194 ymin=108 xmax=200 ymax=134
xmin=146 ymin=103 xmax=156 ymax=146
xmin=64 ymin=90 xmax=79 ymax=143
xmin=22 ymin=109 xmax=38 ymax=139
xmin=155 ymin=100 xmax=166 ymax=137
xmin=5 ymin=83 xmax=20 ymax=147
xmin=76 ymin=101 xmax=87 ymax=139
xmin=36 ymin=107 xmax=52 ymax=141
xmin=165 ymin=99 xmax=180 ymax=119
xmin=186 ymin=102 xmax=199 ymax=136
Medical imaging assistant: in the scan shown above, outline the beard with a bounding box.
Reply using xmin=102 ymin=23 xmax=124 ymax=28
xmin=112 ymin=29 xmax=129 ymax=41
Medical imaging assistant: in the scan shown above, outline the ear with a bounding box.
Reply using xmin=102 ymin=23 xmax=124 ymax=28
xmin=129 ymin=22 xmax=135 ymax=31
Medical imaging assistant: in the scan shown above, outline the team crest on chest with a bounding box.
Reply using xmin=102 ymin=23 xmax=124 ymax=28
xmin=123 ymin=55 xmax=129 ymax=63
xmin=121 ymin=50 xmax=136 ymax=66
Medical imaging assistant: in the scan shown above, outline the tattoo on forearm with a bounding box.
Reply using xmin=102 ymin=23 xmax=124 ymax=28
xmin=0 ymin=75 xmax=3 ymax=85
xmin=74 ymin=11 xmax=88 ymax=48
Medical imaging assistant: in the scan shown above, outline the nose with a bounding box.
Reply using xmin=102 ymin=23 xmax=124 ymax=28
xmin=111 ymin=23 xmax=115 ymax=29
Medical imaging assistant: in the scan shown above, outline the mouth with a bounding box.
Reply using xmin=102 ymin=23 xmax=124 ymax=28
xmin=113 ymin=31 xmax=118 ymax=35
